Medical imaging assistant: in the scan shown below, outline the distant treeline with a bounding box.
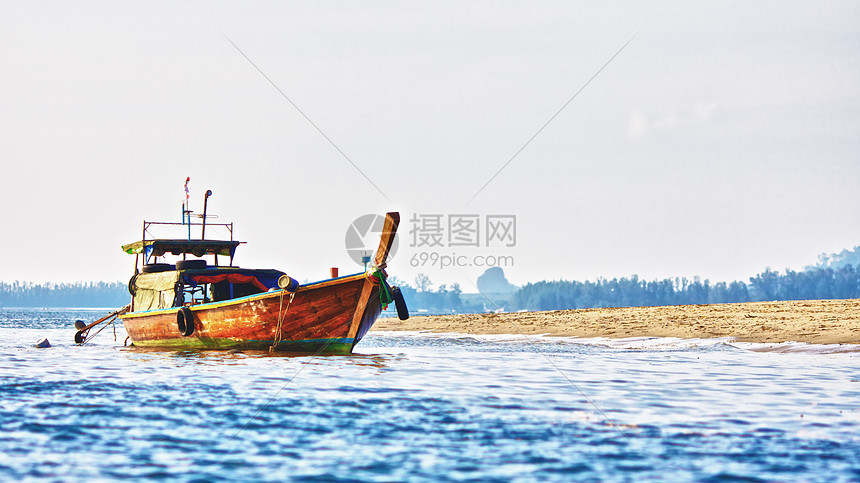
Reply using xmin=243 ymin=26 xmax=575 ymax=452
xmin=4 ymin=246 xmax=860 ymax=311
xmin=813 ymin=245 xmax=860 ymax=271
xmin=0 ymin=281 xmax=129 ymax=308
xmin=510 ymin=266 xmax=860 ymax=311
xmin=388 ymin=278 xmax=480 ymax=313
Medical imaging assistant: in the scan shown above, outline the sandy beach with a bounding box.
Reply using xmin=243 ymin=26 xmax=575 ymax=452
xmin=373 ymin=299 xmax=860 ymax=345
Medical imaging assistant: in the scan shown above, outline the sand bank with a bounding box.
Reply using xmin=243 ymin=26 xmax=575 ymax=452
xmin=373 ymin=299 xmax=860 ymax=344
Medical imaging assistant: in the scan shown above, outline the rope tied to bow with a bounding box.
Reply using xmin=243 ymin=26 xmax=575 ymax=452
xmin=372 ymin=269 xmax=395 ymax=310
xmin=270 ymin=289 xmax=296 ymax=352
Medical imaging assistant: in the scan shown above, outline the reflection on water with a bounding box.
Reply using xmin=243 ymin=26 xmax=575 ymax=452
xmin=1 ymin=309 xmax=859 ymax=481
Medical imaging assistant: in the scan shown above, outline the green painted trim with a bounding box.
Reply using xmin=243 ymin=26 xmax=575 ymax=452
xmin=130 ymin=336 xmax=355 ymax=354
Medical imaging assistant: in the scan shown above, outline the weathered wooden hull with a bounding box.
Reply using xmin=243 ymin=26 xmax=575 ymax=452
xmin=119 ymin=274 xmax=384 ymax=354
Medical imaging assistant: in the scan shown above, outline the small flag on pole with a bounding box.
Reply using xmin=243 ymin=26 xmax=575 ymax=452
xmin=183 ymin=177 xmax=192 ymax=240
xmin=182 ymin=177 xmax=191 ymax=225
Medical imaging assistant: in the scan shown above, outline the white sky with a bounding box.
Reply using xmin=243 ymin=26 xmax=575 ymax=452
xmin=1 ymin=2 xmax=858 ymax=290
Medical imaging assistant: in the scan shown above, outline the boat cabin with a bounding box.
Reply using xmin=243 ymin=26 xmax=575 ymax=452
xmin=122 ymin=223 xmax=285 ymax=312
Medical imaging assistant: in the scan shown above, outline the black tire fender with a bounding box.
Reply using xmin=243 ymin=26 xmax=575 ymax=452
xmin=392 ymin=286 xmax=409 ymax=320
xmin=128 ymin=274 xmax=138 ymax=296
xmin=177 ymin=307 xmax=195 ymax=336
xmin=142 ymin=263 xmax=175 ymax=273
xmin=176 ymin=259 xmax=207 ymax=270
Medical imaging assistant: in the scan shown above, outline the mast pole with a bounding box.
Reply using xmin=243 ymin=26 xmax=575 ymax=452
xmin=184 ymin=177 xmax=191 ymax=241
xmin=202 ymin=190 xmax=213 ymax=240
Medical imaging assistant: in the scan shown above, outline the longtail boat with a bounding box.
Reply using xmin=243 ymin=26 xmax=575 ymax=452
xmin=97 ymin=203 xmax=407 ymax=354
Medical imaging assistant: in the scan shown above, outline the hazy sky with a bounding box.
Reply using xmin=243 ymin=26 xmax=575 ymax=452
xmin=2 ymin=2 xmax=858 ymax=291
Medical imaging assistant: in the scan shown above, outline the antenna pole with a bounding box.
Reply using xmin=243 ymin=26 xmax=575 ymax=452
xmin=202 ymin=190 xmax=213 ymax=239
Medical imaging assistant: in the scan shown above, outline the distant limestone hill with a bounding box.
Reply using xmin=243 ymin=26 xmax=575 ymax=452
xmin=477 ymin=267 xmax=518 ymax=295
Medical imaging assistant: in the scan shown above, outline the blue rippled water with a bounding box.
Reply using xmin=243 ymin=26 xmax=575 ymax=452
xmin=2 ymin=308 xmax=860 ymax=481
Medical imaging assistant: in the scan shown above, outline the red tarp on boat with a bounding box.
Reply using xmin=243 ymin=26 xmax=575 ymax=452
xmin=188 ymin=273 xmax=270 ymax=292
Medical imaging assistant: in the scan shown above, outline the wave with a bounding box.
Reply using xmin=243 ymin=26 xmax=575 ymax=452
xmin=369 ymin=330 xmax=860 ymax=354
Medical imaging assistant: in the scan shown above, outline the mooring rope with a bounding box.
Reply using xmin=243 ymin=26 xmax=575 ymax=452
xmin=270 ymin=289 xmax=296 ymax=352
xmin=81 ymin=316 xmax=117 ymax=345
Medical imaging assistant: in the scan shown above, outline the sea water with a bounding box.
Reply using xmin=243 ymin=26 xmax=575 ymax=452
xmin=1 ymin=309 xmax=859 ymax=482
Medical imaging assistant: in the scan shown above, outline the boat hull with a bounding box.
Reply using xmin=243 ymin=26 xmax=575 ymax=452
xmin=119 ymin=274 xmax=383 ymax=354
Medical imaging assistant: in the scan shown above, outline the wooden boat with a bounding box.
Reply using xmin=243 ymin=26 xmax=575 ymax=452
xmin=110 ymin=210 xmax=407 ymax=354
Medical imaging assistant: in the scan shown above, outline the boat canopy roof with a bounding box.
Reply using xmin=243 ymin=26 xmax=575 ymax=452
xmin=122 ymin=239 xmax=242 ymax=257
